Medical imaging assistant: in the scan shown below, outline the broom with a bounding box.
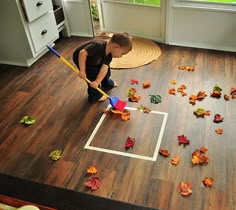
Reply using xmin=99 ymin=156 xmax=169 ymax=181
xmin=47 ymin=45 xmax=126 ymax=110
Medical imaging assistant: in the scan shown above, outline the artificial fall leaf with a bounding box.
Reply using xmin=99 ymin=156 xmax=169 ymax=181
xmin=142 ymin=81 xmax=151 ymax=88
xmin=84 ymin=177 xmax=101 ymax=190
xmin=130 ymin=78 xmax=138 ymax=85
xmin=193 ymin=108 xmax=205 ymax=117
xmin=171 ymin=80 xmax=177 ymax=84
xmin=200 ymin=146 xmax=208 ymax=153
xmin=213 ymin=114 xmax=224 ymax=123
xmin=215 ymin=128 xmax=223 ymax=134
xmin=191 ymin=149 xmax=210 ymax=165
xmin=189 ymin=94 xmax=197 ymax=105
xmin=126 ymin=87 xmax=137 ymax=96
xmin=231 ymin=87 xmax=236 ymax=99
xmin=110 ymin=108 xmax=124 ymax=115
xmin=177 ymin=84 xmax=187 ymax=97
xmin=110 ymin=108 xmax=131 ymax=121
xmin=202 ymin=177 xmax=214 ymax=187
xmin=86 ymin=165 xmax=98 ymax=175
xmin=126 ymin=87 xmax=141 ymax=102
xmin=224 ymin=94 xmax=230 ymax=101
xmin=178 ymin=135 xmax=190 ymax=145
xmin=178 ymin=66 xmax=194 ymax=71
xmin=171 ymin=156 xmax=181 ymax=166
xmin=159 ymin=149 xmax=170 ymax=157
xmin=197 ymin=91 xmax=207 ymax=100
xmin=124 ymin=136 xmax=135 ymax=149
xmin=128 ymin=94 xmax=141 ymax=102
xmin=121 ymin=110 xmax=131 ymax=121
xmin=204 ymin=110 xmax=211 ymax=116
xmin=177 ymin=181 xmax=192 ymax=196
xmin=168 ymin=88 xmax=176 ymax=95
xmin=177 ymin=84 xmax=187 ymax=92
xmin=186 ymin=66 xmax=194 ymax=71
xmin=211 ymin=84 xmax=222 ymax=98
xmin=178 ymin=66 xmax=186 ymax=70
xmin=138 ymin=105 xmax=151 ymax=113
xmin=20 ymin=116 xmax=36 ymax=125
xmin=211 ymin=91 xmax=222 ymax=98
xmin=49 ymin=149 xmax=62 ymax=161
xmin=149 ymin=94 xmax=162 ymax=104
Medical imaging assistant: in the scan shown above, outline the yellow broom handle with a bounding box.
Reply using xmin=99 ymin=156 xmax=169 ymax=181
xmin=60 ymin=57 xmax=109 ymax=97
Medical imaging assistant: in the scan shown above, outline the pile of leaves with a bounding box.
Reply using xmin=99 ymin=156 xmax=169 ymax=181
xmin=126 ymin=88 xmax=141 ymax=102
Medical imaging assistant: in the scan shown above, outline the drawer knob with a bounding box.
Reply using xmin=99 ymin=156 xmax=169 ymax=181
xmin=36 ymin=1 xmax=43 ymax=7
xmin=41 ymin=29 xmax=47 ymax=35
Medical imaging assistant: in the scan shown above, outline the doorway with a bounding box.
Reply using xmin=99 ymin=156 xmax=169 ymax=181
xmin=90 ymin=0 xmax=101 ymax=36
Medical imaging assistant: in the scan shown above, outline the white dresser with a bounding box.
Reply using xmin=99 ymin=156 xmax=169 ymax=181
xmin=0 ymin=0 xmax=59 ymax=67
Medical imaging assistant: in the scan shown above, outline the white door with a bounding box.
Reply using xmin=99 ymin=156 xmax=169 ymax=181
xmin=63 ymin=0 xmax=94 ymax=37
xmin=96 ymin=0 xmax=166 ymax=42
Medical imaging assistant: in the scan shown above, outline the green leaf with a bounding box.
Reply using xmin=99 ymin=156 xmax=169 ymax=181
xmin=49 ymin=149 xmax=62 ymax=161
xmin=213 ymin=84 xmax=222 ymax=93
xmin=20 ymin=116 xmax=36 ymax=125
xmin=149 ymin=94 xmax=162 ymax=104
xmin=193 ymin=108 xmax=205 ymax=117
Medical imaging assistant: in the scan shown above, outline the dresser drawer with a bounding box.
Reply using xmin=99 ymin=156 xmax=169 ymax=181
xmin=22 ymin=0 xmax=53 ymax=22
xmin=28 ymin=11 xmax=59 ymax=53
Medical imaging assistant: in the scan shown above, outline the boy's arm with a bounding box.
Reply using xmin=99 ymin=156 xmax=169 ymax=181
xmin=90 ymin=64 xmax=108 ymax=89
xmin=78 ymin=49 xmax=87 ymax=79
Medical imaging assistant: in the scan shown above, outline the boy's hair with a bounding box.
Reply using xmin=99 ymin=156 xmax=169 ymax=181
xmin=110 ymin=32 xmax=132 ymax=51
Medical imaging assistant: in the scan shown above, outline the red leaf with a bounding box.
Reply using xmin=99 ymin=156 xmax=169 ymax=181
xmin=84 ymin=177 xmax=101 ymax=190
xmin=178 ymin=135 xmax=190 ymax=145
xmin=213 ymin=114 xmax=224 ymax=123
xmin=131 ymin=78 xmax=138 ymax=85
xmin=125 ymin=136 xmax=135 ymax=149
xmin=159 ymin=149 xmax=170 ymax=157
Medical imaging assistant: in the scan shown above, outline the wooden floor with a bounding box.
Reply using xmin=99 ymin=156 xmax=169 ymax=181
xmin=0 ymin=36 xmax=236 ymax=210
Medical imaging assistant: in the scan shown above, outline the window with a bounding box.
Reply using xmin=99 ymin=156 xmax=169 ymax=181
xmin=110 ymin=0 xmax=161 ymax=7
xmin=175 ymin=0 xmax=236 ymax=4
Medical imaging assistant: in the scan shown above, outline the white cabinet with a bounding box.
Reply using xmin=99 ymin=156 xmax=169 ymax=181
xmin=0 ymin=0 xmax=59 ymax=67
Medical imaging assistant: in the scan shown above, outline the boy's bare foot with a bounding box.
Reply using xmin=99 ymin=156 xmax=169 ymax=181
xmin=98 ymin=95 xmax=107 ymax=102
xmin=113 ymin=81 xmax=118 ymax=87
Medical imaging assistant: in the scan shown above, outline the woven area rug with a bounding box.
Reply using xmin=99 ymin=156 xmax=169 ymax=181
xmin=110 ymin=37 xmax=161 ymax=69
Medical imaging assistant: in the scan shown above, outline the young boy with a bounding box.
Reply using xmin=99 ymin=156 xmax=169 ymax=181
xmin=73 ymin=32 xmax=132 ymax=102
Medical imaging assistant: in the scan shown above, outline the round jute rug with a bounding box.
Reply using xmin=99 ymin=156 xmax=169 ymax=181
xmin=110 ymin=37 xmax=161 ymax=69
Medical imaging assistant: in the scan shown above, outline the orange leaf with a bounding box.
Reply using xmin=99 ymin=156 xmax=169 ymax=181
xmin=178 ymin=66 xmax=186 ymax=70
xmin=215 ymin=128 xmax=223 ymax=134
xmin=86 ymin=165 xmax=98 ymax=175
xmin=171 ymin=156 xmax=181 ymax=165
xmin=168 ymin=88 xmax=176 ymax=95
xmin=177 ymin=181 xmax=192 ymax=196
xmin=202 ymin=177 xmax=214 ymax=187
xmin=159 ymin=149 xmax=170 ymax=157
xmin=197 ymin=91 xmax=207 ymax=100
xmin=200 ymin=146 xmax=208 ymax=153
xmin=191 ymin=149 xmax=209 ymax=165
xmin=142 ymin=81 xmax=151 ymax=88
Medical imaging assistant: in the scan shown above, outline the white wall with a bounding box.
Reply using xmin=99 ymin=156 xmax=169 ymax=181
xmin=167 ymin=2 xmax=236 ymax=52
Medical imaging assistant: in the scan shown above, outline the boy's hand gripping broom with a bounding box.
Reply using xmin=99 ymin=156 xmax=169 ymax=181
xmin=47 ymin=46 xmax=126 ymax=110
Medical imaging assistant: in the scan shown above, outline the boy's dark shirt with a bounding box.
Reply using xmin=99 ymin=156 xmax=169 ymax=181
xmin=73 ymin=39 xmax=112 ymax=68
